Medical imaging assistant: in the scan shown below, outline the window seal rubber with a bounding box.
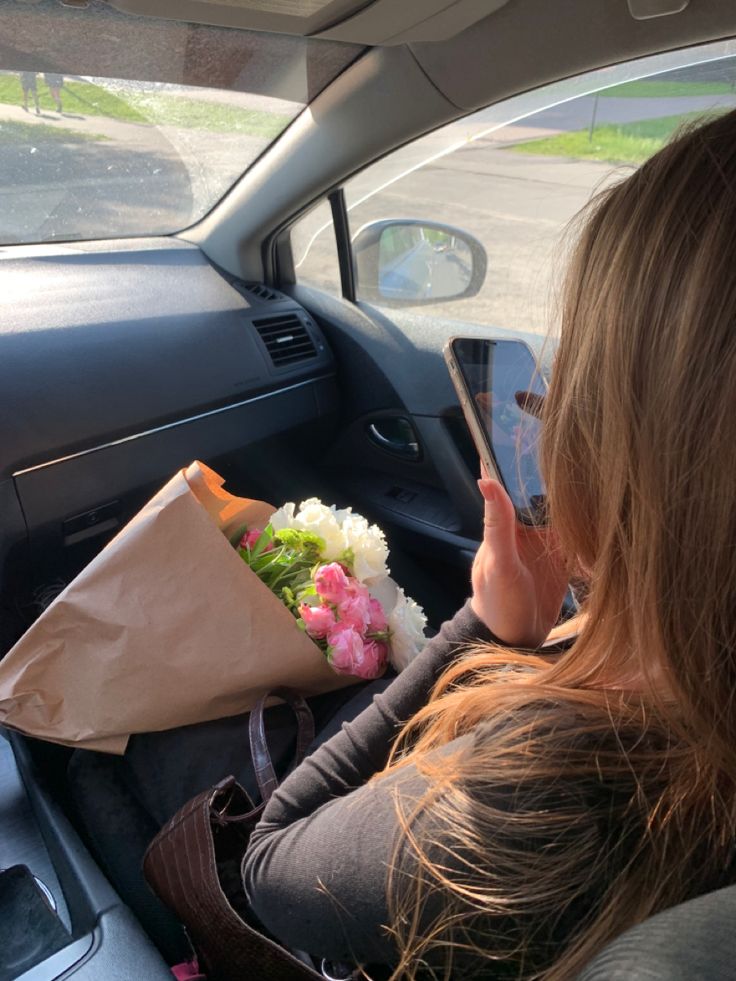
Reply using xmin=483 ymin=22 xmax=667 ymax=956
xmin=329 ymin=187 xmax=356 ymax=302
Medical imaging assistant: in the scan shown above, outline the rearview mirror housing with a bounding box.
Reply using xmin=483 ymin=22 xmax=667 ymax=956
xmin=352 ymin=219 xmax=487 ymax=308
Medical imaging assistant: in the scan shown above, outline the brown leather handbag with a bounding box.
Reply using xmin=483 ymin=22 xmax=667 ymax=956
xmin=142 ymin=687 xmax=325 ymax=981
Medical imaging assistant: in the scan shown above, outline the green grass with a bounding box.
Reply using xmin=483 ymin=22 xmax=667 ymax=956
xmin=126 ymin=93 xmax=291 ymax=138
xmin=599 ymin=79 xmax=735 ymax=98
xmin=0 ymin=74 xmax=291 ymax=138
xmin=0 ymin=76 xmax=146 ymax=122
xmin=0 ymin=118 xmax=101 ymax=144
xmin=61 ymin=83 xmax=148 ymax=122
xmin=509 ymin=111 xmax=721 ymax=165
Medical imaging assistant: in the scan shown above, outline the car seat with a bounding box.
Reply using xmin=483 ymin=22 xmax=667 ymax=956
xmin=576 ymin=883 xmax=736 ymax=980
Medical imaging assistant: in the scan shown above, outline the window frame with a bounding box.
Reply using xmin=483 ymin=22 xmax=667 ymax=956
xmin=276 ymin=37 xmax=736 ymax=305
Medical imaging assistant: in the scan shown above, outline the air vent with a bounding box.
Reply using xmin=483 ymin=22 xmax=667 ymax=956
xmin=254 ymin=314 xmax=318 ymax=367
xmin=246 ymin=284 xmax=279 ymax=302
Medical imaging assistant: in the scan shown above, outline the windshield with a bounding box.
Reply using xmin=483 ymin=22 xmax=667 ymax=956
xmin=0 ymin=1 xmax=361 ymax=245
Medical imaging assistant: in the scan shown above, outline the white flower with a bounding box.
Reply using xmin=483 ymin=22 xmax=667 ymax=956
xmin=341 ymin=514 xmax=389 ymax=581
xmin=367 ymin=576 xmax=426 ymax=672
xmin=293 ymin=498 xmax=346 ymax=561
xmin=387 ymin=587 xmax=427 ymax=671
xmin=366 ymin=574 xmax=398 ymax=611
xmin=270 ymin=497 xmax=389 ymax=580
xmin=269 ymin=502 xmax=296 ymax=531
xmin=331 ymin=505 xmax=353 ymax=527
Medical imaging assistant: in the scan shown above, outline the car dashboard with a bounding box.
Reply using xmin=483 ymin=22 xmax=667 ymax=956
xmin=0 ymin=240 xmax=337 ymax=612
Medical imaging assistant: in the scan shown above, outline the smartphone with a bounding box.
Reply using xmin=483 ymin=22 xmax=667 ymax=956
xmin=444 ymin=336 xmax=547 ymax=525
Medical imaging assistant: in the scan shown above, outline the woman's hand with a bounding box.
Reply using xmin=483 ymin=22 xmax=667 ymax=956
xmin=471 ymin=478 xmax=569 ymax=648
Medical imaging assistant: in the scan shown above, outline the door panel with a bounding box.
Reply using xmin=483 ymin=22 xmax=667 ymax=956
xmin=286 ymin=283 xmax=541 ymax=621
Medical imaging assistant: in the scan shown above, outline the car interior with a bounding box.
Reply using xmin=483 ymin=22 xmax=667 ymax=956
xmin=2 ymin=0 xmax=736 ymax=978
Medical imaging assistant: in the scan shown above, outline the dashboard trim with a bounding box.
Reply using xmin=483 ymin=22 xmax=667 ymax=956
xmin=13 ymin=375 xmax=335 ymax=478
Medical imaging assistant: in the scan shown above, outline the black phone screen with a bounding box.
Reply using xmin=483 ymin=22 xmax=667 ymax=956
xmin=452 ymin=337 xmax=546 ymax=523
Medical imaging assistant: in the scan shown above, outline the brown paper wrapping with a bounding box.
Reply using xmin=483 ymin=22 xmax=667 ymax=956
xmin=0 ymin=462 xmax=357 ymax=753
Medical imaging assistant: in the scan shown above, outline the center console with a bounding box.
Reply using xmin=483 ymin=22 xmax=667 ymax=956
xmin=0 ymin=732 xmax=171 ymax=981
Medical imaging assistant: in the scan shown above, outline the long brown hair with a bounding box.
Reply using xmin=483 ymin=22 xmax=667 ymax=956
xmin=380 ymin=108 xmax=736 ymax=980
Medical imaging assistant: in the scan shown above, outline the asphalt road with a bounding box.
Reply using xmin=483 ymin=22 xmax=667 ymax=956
xmin=298 ymin=143 xmax=617 ymax=336
xmin=0 ymin=133 xmax=191 ymax=242
xmin=0 ymin=101 xmax=267 ymax=243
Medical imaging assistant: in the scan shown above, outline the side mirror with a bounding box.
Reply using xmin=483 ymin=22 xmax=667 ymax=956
xmin=352 ymin=219 xmax=487 ymax=307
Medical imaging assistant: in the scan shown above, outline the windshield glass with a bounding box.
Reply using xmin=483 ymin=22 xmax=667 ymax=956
xmin=0 ymin=1 xmax=361 ymax=245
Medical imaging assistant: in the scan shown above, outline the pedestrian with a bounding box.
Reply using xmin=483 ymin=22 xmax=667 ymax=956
xmin=44 ymin=74 xmax=63 ymax=113
xmin=19 ymin=72 xmax=40 ymax=115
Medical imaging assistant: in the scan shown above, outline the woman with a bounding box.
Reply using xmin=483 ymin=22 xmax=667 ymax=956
xmin=44 ymin=73 xmax=63 ymax=113
xmin=19 ymin=71 xmax=40 ymax=114
xmin=241 ymin=107 xmax=736 ymax=979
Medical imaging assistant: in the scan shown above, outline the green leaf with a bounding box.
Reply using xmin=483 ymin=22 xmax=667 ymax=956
xmin=338 ymin=547 xmax=355 ymax=574
xmin=229 ymin=523 xmax=250 ymax=548
xmin=247 ymin=554 xmax=278 ymax=575
xmin=274 ymin=528 xmax=325 ymax=556
xmin=281 ymin=585 xmax=299 ymax=612
xmin=249 ymin=525 xmax=275 ymax=560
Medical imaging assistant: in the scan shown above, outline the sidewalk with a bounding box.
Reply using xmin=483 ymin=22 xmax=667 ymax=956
xmin=0 ymin=100 xmax=159 ymax=145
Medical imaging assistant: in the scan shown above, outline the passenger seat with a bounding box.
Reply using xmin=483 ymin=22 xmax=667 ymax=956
xmin=577 ymin=884 xmax=736 ymax=979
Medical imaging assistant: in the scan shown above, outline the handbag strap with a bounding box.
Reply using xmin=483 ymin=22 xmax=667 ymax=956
xmin=248 ymin=686 xmax=315 ymax=803
xmin=144 ymin=689 xmax=322 ymax=980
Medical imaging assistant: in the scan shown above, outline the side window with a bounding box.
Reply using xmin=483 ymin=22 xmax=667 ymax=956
xmin=342 ymin=40 xmax=736 ymax=337
xmin=290 ymin=199 xmax=342 ymax=295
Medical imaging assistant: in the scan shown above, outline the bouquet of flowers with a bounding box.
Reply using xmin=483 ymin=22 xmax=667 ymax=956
xmin=0 ymin=462 xmax=427 ymax=752
xmin=232 ymin=499 xmax=427 ymax=679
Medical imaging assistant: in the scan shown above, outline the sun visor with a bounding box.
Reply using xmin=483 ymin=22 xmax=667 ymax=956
xmin=104 ymin=0 xmax=369 ymax=35
xmin=410 ymin=0 xmax=736 ymax=111
xmin=103 ymin=0 xmax=512 ymax=43
xmin=0 ymin=1 xmax=362 ymax=99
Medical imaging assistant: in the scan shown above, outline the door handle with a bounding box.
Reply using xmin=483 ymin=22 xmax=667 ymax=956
xmin=367 ymin=418 xmax=421 ymax=460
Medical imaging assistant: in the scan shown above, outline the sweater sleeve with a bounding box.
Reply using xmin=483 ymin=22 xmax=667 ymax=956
xmin=243 ymin=736 xmax=473 ymax=965
xmin=242 ymin=601 xmax=498 ymax=964
xmin=247 ymin=600 xmax=496 ymax=834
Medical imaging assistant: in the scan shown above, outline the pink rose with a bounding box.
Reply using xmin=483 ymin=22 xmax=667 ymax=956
xmin=368 ymin=597 xmax=388 ymax=633
xmin=327 ymin=624 xmax=365 ymax=676
xmin=327 ymin=625 xmax=388 ymax=680
xmin=239 ymin=528 xmax=273 ymax=552
xmin=360 ymin=639 xmax=389 ymax=679
xmin=299 ymin=602 xmax=337 ymax=640
xmin=337 ymin=582 xmax=372 ymax=633
xmin=314 ymin=563 xmax=350 ymax=604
